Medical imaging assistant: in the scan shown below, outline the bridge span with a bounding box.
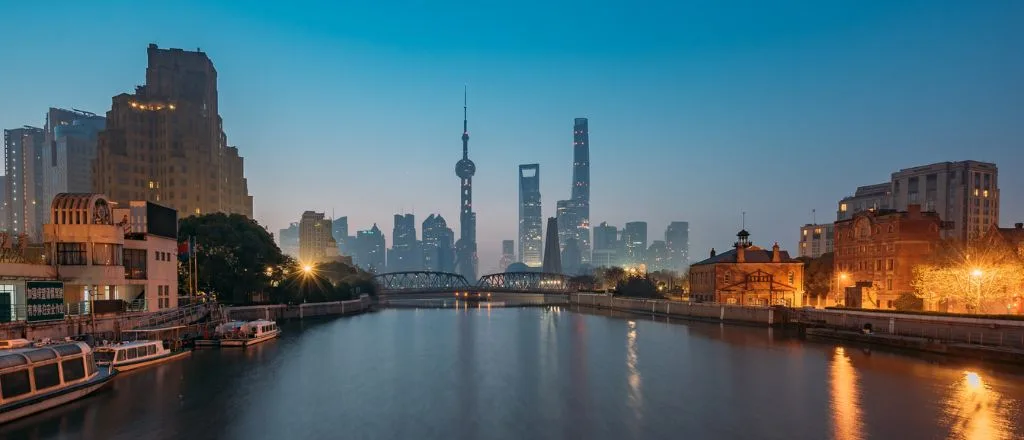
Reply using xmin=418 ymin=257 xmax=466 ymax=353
xmin=372 ymin=271 xmax=574 ymax=297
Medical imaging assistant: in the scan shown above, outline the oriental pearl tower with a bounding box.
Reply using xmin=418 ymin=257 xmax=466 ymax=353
xmin=455 ymin=89 xmax=478 ymax=280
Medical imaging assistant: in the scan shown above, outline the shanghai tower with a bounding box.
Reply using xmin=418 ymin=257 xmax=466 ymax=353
xmin=454 ymin=90 xmax=478 ymax=280
xmin=571 ymin=118 xmax=591 ymax=264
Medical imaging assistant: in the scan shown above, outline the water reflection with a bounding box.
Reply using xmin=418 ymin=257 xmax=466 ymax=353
xmin=944 ymin=370 xmax=1014 ymax=440
xmin=626 ymin=320 xmax=643 ymax=419
xmin=830 ymin=347 xmax=863 ymax=440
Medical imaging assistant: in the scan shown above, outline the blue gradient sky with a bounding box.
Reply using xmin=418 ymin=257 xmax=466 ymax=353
xmin=2 ymin=1 xmax=1023 ymax=273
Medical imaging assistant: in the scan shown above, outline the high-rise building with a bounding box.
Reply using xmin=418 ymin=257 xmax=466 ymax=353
xmin=454 ymin=91 xmax=478 ymax=280
xmin=542 ymin=217 xmax=562 ymax=274
xmin=837 ymin=183 xmax=892 ymax=221
xmin=592 ymin=222 xmax=618 ymax=267
xmin=571 ymin=118 xmax=591 ymax=265
xmin=278 ymin=222 xmax=300 ymax=258
xmin=388 ymin=214 xmax=420 ymax=272
xmin=622 ymin=221 xmax=648 ymax=266
xmin=647 ymin=240 xmax=668 ymax=272
xmin=4 ymin=126 xmax=45 ymax=239
xmin=94 ymin=44 xmax=252 ymax=218
xmin=890 ymin=161 xmax=998 ymax=241
xmin=354 ymin=224 xmax=386 ymax=273
xmin=422 ymin=214 xmax=455 ymax=273
xmin=332 ymin=216 xmax=350 ymax=256
xmin=518 ymin=164 xmax=542 ymax=267
xmin=798 ymin=223 xmax=834 ymax=259
xmin=0 ymin=175 xmax=7 ymax=231
xmin=665 ymin=221 xmax=690 ymax=272
xmin=555 ymin=199 xmax=583 ymax=274
xmin=299 ymin=211 xmax=335 ymax=263
xmin=42 ymin=108 xmax=105 ymax=211
xmin=499 ymin=240 xmax=515 ymax=272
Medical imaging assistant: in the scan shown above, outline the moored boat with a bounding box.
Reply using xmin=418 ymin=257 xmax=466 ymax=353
xmin=220 ymin=320 xmax=280 ymax=347
xmin=94 ymin=340 xmax=191 ymax=372
xmin=0 ymin=342 xmax=117 ymax=424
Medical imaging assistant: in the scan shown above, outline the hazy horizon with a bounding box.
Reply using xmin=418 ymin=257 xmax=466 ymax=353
xmin=2 ymin=1 xmax=1023 ymax=273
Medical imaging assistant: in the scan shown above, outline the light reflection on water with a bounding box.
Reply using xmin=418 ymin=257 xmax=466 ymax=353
xmin=943 ymin=370 xmax=1016 ymax=440
xmin=830 ymin=347 xmax=863 ymax=440
xmin=626 ymin=320 xmax=643 ymax=419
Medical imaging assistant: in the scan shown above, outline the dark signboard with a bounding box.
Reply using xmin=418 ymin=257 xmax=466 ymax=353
xmin=26 ymin=281 xmax=65 ymax=322
xmin=147 ymin=202 xmax=178 ymax=239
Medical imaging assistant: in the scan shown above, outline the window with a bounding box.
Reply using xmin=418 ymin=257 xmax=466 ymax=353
xmin=149 ymin=345 xmax=157 ymax=355
xmin=840 ymin=203 xmax=848 ymax=212
xmin=87 ymin=354 xmax=97 ymax=375
xmin=124 ymin=249 xmax=148 ymax=280
xmin=117 ymin=350 xmax=126 ymax=361
xmin=886 ymin=279 xmax=893 ymax=290
xmin=788 ymin=272 xmax=795 ymax=284
xmin=33 ymin=363 xmax=61 ymax=390
xmin=887 ymin=259 xmax=894 ymax=271
xmin=93 ymin=243 xmax=123 ymax=266
xmin=57 ymin=243 xmax=87 ymax=265
xmin=127 ymin=348 xmax=138 ymax=359
xmin=61 ymin=358 xmax=86 ymax=382
xmin=1 ymin=370 xmax=31 ymax=398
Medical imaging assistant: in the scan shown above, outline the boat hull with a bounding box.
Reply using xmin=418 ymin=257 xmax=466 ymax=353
xmin=220 ymin=330 xmax=280 ymax=347
xmin=0 ymin=368 xmax=117 ymax=425
xmin=111 ymin=350 xmax=192 ymax=372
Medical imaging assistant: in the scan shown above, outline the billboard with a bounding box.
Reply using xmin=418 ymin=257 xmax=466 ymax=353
xmin=26 ymin=281 xmax=65 ymax=322
xmin=146 ymin=202 xmax=178 ymax=239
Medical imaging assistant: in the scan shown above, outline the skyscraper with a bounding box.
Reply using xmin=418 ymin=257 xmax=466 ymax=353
xmin=4 ymin=126 xmax=45 ymax=239
xmin=622 ymin=221 xmax=648 ymax=266
xmin=354 ymin=224 xmax=386 ymax=273
xmin=571 ymin=118 xmax=591 ymax=265
xmin=94 ymin=44 xmax=252 ymax=218
xmin=665 ymin=221 xmax=690 ymax=272
xmin=454 ymin=90 xmax=478 ymax=280
xmin=422 ymin=214 xmax=455 ymax=273
xmin=278 ymin=222 xmax=300 ymax=258
xmin=647 ymin=240 xmax=668 ymax=272
xmin=518 ymin=164 xmax=542 ymax=267
xmin=592 ymin=222 xmax=618 ymax=267
xmin=499 ymin=240 xmax=515 ymax=272
xmin=332 ymin=216 xmax=350 ymax=256
xmin=299 ymin=211 xmax=335 ymax=263
xmin=42 ymin=108 xmax=105 ymax=211
xmin=542 ymin=217 xmax=562 ymax=274
xmin=388 ymin=214 xmax=420 ymax=272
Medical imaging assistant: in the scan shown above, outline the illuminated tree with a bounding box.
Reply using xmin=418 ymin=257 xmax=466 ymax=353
xmin=912 ymin=242 xmax=1024 ymax=314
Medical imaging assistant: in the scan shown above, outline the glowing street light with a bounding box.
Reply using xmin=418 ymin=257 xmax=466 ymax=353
xmin=303 ymin=264 xmax=313 ymax=275
xmin=971 ymin=268 xmax=984 ymax=279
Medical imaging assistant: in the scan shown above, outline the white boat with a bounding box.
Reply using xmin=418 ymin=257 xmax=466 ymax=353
xmin=220 ymin=320 xmax=280 ymax=347
xmin=0 ymin=342 xmax=116 ymax=424
xmin=93 ymin=340 xmax=191 ymax=372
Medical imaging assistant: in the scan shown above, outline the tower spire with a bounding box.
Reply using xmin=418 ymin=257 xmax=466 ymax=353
xmin=462 ymin=86 xmax=469 ymax=159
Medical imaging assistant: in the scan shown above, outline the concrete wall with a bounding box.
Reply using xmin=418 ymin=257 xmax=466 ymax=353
xmin=225 ymin=296 xmax=372 ymax=321
xmin=0 ymin=311 xmax=152 ymax=341
xmin=800 ymin=308 xmax=1024 ymax=349
xmin=571 ymin=294 xmax=783 ymax=326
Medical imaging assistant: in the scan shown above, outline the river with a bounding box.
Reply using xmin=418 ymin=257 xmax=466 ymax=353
xmin=3 ymin=306 xmax=1024 ymax=439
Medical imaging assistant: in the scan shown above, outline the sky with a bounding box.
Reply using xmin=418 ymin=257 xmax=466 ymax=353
xmin=2 ymin=0 xmax=1023 ymax=274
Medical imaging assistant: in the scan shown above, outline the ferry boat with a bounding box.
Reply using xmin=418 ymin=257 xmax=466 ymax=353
xmin=0 ymin=342 xmax=116 ymax=424
xmin=220 ymin=320 xmax=280 ymax=347
xmin=93 ymin=340 xmax=191 ymax=372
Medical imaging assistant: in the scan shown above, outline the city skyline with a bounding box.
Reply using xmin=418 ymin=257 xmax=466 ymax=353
xmin=2 ymin=2 xmax=1024 ymax=274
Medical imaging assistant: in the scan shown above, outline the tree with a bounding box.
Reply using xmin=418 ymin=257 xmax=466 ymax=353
xmin=178 ymin=213 xmax=291 ymax=304
xmin=597 ymin=266 xmax=627 ymax=291
xmin=615 ymin=275 xmax=661 ymax=298
xmin=799 ymin=252 xmax=834 ymax=305
xmin=912 ymin=241 xmax=1024 ymax=314
xmin=893 ymin=293 xmax=924 ymax=311
xmin=568 ymin=274 xmax=598 ymax=291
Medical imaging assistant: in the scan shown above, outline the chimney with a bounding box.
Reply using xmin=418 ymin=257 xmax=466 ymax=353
xmin=772 ymin=242 xmax=781 ymax=263
xmin=710 ymin=247 xmax=716 ymax=258
xmin=736 ymin=243 xmax=746 ymax=263
xmin=1016 ymin=223 xmax=1023 ymax=230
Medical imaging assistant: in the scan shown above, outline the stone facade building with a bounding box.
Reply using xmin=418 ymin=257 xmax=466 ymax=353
xmin=688 ymin=230 xmax=804 ymax=306
xmin=833 ymin=204 xmax=943 ymax=310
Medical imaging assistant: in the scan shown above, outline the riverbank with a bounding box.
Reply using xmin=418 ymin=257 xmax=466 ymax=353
xmin=570 ymin=293 xmax=786 ymax=326
xmin=224 ymin=295 xmax=373 ymax=321
xmin=806 ymin=327 xmax=1024 ymax=365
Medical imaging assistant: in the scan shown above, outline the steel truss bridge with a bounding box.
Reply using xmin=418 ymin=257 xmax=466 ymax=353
xmin=373 ymin=271 xmax=572 ymax=295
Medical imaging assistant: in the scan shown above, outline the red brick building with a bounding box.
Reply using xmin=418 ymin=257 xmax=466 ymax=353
xmin=833 ymin=205 xmax=943 ymax=309
xmin=689 ymin=230 xmax=804 ymax=307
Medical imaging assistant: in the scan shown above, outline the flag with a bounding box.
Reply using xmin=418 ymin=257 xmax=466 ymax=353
xmin=178 ymin=236 xmax=196 ymax=261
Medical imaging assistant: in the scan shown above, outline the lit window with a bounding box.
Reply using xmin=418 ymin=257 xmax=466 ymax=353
xmin=148 ymin=181 xmax=155 ymax=189
xmin=974 ymin=189 xmax=979 ymax=196
xmin=195 ymin=208 xmax=201 ymax=215
xmin=983 ymin=190 xmax=989 ymax=197
xmin=840 ymin=203 xmax=848 ymax=212
xmin=803 ymin=230 xmax=808 ymax=236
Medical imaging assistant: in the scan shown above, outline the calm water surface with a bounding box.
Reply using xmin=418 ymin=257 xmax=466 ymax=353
xmin=3 ymin=306 xmax=1024 ymax=440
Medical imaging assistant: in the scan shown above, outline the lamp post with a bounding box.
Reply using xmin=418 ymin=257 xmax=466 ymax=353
xmin=833 ymin=272 xmax=849 ymax=307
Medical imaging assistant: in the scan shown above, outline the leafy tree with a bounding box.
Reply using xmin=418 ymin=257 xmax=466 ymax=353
xmin=178 ymin=213 xmax=290 ymax=304
xmin=615 ymin=275 xmax=662 ymax=298
xmin=893 ymin=293 xmax=924 ymax=311
xmin=798 ymin=252 xmax=834 ymax=304
xmin=912 ymin=241 xmax=1024 ymax=314
xmin=569 ymin=274 xmax=598 ymax=291
xmin=597 ymin=266 xmax=627 ymax=290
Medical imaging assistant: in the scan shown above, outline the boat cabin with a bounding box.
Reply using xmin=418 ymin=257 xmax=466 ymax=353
xmin=94 ymin=341 xmax=168 ymax=367
xmin=0 ymin=343 xmax=99 ymax=406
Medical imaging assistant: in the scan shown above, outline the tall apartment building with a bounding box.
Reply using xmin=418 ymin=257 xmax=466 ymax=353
xmin=592 ymin=222 xmax=618 ymax=267
xmin=890 ymin=161 xmax=997 ymax=241
xmin=354 ymin=224 xmax=385 ymax=273
xmin=665 ymin=221 xmax=690 ymax=272
xmin=518 ymin=164 xmax=542 ymax=267
xmin=42 ymin=108 xmax=105 ymax=211
xmin=798 ymin=223 xmax=834 ymax=259
xmin=622 ymin=221 xmax=648 ymax=266
xmin=94 ymin=44 xmax=252 ymax=218
xmin=838 ymin=183 xmax=892 ymax=221
xmin=278 ymin=222 xmax=300 ymax=258
xmin=299 ymin=211 xmax=336 ymax=263
xmin=4 ymin=127 xmax=45 ymax=239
